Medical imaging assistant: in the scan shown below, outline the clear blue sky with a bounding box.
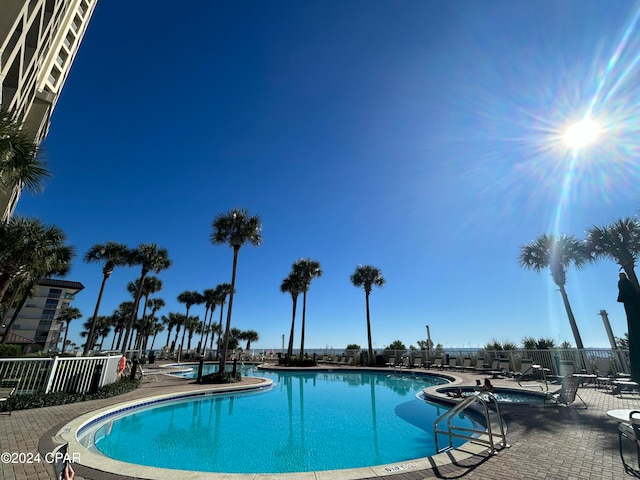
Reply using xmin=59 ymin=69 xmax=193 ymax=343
xmin=15 ymin=0 xmax=640 ymax=352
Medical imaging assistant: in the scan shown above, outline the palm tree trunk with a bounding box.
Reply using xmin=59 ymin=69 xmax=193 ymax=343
xmin=165 ymin=326 xmax=173 ymax=348
xmin=287 ymin=296 xmax=298 ymax=360
xmin=365 ymin=291 xmax=374 ymax=366
xmin=202 ymin=307 xmax=211 ymax=352
xmin=180 ymin=324 xmax=188 ymax=351
xmin=0 ymin=272 xmax=15 ymax=305
xmin=172 ymin=325 xmax=181 ymax=352
xmin=220 ymin=247 xmax=239 ymax=373
xmin=217 ymin=302 xmax=225 ymax=360
xmin=558 ymin=285 xmax=584 ymax=349
xmin=62 ymin=321 xmax=71 ymax=353
xmin=84 ymin=272 xmax=109 ymax=355
xmin=0 ymin=283 xmax=22 ymax=326
xmin=121 ymin=272 xmax=147 ymax=355
xmin=0 ymin=281 xmax=33 ymax=344
xmin=299 ymin=290 xmax=307 ymax=357
xmin=623 ymin=266 xmax=640 ymax=291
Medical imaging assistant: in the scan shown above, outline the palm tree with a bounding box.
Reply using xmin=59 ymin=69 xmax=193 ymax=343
xmin=351 ymin=265 xmax=386 ymax=366
xmin=292 ymin=258 xmax=322 ymax=356
xmin=0 ymin=106 xmax=49 ymax=194
xmin=120 ymin=243 xmax=171 ymax=355
xmin=58 ymin=307 xmax=82 ymax=353
xmin=241 ymin=329 xmax=259 ymax=351
xmin=141 ymin=297 xmax=165 ymax=351
xmin=95 ymin=316 xmax=113 ymax=350
xmin=0 ymin=216 xmax=69 ymax=304
xmin=200 ymin=288 xmax=217 ymax=354
xmin=80 ymin=315 xmax=111 ymax=352
xmin=281 ymin=272 xmax=303 ymax=360
xmin=128 ymin=276 xmax=163 ymax=350
xmin=177 ymin=291 xmax=204 ymax=327
xmin=148 ymin=318 xmax=164 ymax=351
xmin=586 ymin=217 xmax=640 ymax=289
xmin=168 ymin=312 xmax=186 ymax=351
xmin=213 ymin=282 xmax=232 ymax=359
xmin=83 ymin=242 xmax=133 ymax=354
xmin=211 ymin=208 xmax=262 ymax=373
xmin=208 ymin=321 xmax=222 ymax=357
xmin=184 ymin=316 xmax=201 ymax=352
xmin=111 ymin=302 xmax=134 ymax=350
xmin=519 ymin=233 xmax=590 ymax=349
xmin=162 ymin=313 xmax=176 ymax=349
xmin=0 ymin=220 xmax=74 ymax=344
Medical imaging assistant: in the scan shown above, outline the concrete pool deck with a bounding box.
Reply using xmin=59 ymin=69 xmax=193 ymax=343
xmin=0 ymin=362 xmax=638 ymax=479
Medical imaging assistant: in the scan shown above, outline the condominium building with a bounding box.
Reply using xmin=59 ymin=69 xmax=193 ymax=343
xmin=0 ymin=0 xmax=97 ymax=219
xmin=3 ymin=278 xmax=84 ymax=352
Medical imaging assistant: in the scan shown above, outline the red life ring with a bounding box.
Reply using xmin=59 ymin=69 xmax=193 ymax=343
xmin=118 ymin=356 xmax=126 ymax=373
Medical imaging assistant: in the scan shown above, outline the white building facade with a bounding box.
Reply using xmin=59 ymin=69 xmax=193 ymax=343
xmin=0 ymin=0 xmax=97 ymax=219
xmin=4 ymin=278 xmax=84 ymax=352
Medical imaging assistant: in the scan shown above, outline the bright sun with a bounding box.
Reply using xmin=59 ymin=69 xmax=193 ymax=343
xmin=563 ymin=119 xmax=601 ymax=150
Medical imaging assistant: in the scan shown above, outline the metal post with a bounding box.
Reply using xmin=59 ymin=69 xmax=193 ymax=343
xmin=598 ymin=310 xmax=618 ymax=350
xmin=426 ymin=325 xmax=432 ymax=363
xmin=197 ymin=356 xmax=205 ymax=383
xmin=599 ymin=309 xmax=627 ymax=374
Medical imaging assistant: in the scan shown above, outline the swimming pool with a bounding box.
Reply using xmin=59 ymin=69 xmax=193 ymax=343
xmin=76 ymin=369 xmax=475 ymax=475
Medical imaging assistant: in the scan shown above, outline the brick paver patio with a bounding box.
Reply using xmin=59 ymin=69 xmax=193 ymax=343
xmin=1 ymin=364 xmax=639 ymax=479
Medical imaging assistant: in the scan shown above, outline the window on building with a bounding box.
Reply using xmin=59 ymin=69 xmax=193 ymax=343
xmin=45 ymin=299 xmax=58 ymax=308
xmin=48 ymin=288 xmax=62 ymax=299
xmin=41 ymin=309 xmax=56 ymax=320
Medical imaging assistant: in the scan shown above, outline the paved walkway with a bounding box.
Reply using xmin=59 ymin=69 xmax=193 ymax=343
xmin=1 ymin=364 xmax=639 ymax=480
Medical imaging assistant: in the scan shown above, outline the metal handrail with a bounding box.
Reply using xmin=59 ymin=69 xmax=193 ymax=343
xmin=433 ymin=393 xmax=509 ymax=455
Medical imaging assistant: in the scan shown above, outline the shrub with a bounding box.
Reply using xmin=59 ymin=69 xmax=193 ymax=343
xmin=200 ymin=371 xmax=242 ymax=384
xmin=0 ymin=378 xmax=139 ymax=413
xmin=287 ymin=358 xmax=316 ymax=367
xmin=0 ymin=344 xmax=22 ymax=357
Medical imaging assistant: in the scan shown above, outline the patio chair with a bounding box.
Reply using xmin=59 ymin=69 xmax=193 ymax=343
xmin=596 ymin=357 xmax=616 ymax=389
xmin=473 ymin=357 xmax=490 ymax=373
xmin=0 ymin=379 xmax=19 ymax=415
xmin=613 ymin=379 xmax=640 ymax=397
xmin=460 ymin=357 xmax=473 ymax=372
xmin=619 ymin=410 xmax=640 ymax=478
xmin=386 ymin=356 xmax=396 ymax=367
xmin=412 ymin=356 xmax=423 ymax=368
xmin=546 ymin=375 xmax=587 ymax=409
xmin=444 ymin=357 xmax=456 ymax=370
xmin=432 ymin=357 xmax=443 ymax=369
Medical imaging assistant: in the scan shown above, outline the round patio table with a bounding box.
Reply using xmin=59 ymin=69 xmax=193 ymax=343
xmin=607 ymin=409 xmax=637 ymax=422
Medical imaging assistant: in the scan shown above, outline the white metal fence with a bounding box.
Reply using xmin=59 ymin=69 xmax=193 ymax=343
xmin=0 ymin=355 xmax=122 ymax=395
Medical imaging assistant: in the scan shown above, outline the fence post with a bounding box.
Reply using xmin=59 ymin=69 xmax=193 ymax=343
xmin=44 ymin=356 xmax=60 ymax=394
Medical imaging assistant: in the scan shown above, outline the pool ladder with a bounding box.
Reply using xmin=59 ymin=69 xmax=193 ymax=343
xmin=433 ymin=393 xmax=509 ymax=455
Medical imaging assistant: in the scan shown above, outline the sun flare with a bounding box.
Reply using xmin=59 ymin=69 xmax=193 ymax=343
xmin=563 ymin=119 xmax=602 ymax=150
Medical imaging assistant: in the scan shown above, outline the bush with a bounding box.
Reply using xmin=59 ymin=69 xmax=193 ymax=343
xmin=0 ymin=378 xmax=139 ymax=413
xmin=200 ymin=371 xmax=242 ymax=384
xmin=287 ymin=358 xmax=316 ymax=367
xmin=0 ymin=344 xmax=22 ymax=357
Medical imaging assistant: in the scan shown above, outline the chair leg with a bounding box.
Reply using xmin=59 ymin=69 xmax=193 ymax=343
xmin=619 ymin=430 xmax=640 ymax=477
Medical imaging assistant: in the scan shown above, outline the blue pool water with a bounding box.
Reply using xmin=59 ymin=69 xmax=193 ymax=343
xmin=80 ymin=369 xmax=475 ymax=474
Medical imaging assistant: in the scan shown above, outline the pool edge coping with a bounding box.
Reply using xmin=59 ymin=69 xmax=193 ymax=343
xmin=54 ymin=372 xmax=498 ymax=480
